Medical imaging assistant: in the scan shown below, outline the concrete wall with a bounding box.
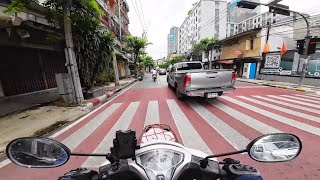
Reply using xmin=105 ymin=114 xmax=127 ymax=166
xmin=221 ymin=32 xmax=261 ymax=60
xmin=257 ymin=74 xmax=320 ymax=86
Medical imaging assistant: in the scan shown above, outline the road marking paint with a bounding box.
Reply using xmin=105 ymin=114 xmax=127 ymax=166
xmin=280 ymin=95 xmax=320 ymax=104
xmin=167 ymin=99 xmax=212 ymax=155
xmin=267 ymin=95 xmax=320 ymax=109
xmin=221 ymin=96 xmax=320 ymax=136
xmin=62 ymin=103 xmax=121 ymax=151
xmin=0 ymin=159 xmax=11 ymax=169
xmin=188 ymin=100 xmax=250 ymax=150
xmin=294 ymin=94 xmax=320 ymax=101
xmin=238 ymin=96 xmax=320 ymax=123
xmin=254 ymin=96 xmax=320 ymax=115
xmin=304 ymin=93 xmax=320 ymax=97
xmin=50 ymin=81 xmax=137 ymax=139
xmin=144 ymin=100 xmax=160 ymax=126
xmin=208 ymin=100 xmax=281 ymax=134
xmin=82 ymin=102 xmax=139 ymax=168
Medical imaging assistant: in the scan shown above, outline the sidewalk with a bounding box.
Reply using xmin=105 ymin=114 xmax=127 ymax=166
xmin=237 ymin=78 xmax=320 ymax=94
xmin=0 ymin=78 xmax=137 ymax=156
xmin=84 ymin=78 xmax=137 ymax=108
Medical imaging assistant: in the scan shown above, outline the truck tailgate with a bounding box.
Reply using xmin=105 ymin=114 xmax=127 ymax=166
xmin=189 ymin=70 xmax=234 ymax=90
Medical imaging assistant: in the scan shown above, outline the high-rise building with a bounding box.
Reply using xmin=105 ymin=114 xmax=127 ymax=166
xmin=178 ymin=0 xmax=227 ymax=54
xmin=167 ymin=27 xmax=179 ymax=58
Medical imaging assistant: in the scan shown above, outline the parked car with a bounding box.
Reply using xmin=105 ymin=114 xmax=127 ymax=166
xmin=159 ymin=69 xmax=166 ymax=75
xmin=167 ymin=61 xmax=236 ymax=99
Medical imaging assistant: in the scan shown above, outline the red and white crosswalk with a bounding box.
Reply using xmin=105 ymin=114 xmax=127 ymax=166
xmin=0 ymin=86 xmax=320 ymax=180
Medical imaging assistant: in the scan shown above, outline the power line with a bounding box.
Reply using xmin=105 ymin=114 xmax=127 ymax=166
xmin=129 ymin=0 xmax=145 ymax=30
xmin=137 ymin=0 xmax=147 ymax=30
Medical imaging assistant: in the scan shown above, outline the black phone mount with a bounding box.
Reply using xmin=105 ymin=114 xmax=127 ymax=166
xmin=110 ymin=130 xmax=140 ymax=160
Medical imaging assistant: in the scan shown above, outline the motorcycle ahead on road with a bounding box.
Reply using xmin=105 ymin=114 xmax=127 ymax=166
xmin=152 ymin=74 xmax=157 ymax=82
xmin=6 ymin=124 xmax=302 ymax=180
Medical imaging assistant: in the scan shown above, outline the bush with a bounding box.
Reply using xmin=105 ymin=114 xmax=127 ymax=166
xmin=95 ymin=68 xmax=115 ymax=86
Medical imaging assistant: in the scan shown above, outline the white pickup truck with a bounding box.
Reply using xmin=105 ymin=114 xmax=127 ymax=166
xmin=167 ymin=61 xmax=236 ymax=99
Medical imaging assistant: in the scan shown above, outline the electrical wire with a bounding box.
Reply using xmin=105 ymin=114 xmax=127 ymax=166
xmin=137 ymin=0 xmax=147 ymax=30
xmin=129 ymin=0 xmax=145 ymax=30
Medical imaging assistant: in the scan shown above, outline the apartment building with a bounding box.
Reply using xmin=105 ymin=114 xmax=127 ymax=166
xmin=167 ymin=27 xmax=179 ymax=58
xmin=178 ymin=0 xmax=227 ymax=54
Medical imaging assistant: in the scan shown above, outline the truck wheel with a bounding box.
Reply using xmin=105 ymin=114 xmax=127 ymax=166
xmin=175 ymin=86 xmax=183 ymax=99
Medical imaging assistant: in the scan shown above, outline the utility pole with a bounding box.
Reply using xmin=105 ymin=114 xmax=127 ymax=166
xmin=63 ymin=0 xmax=84 ymax=104
xmin=112 ymin=0 xmax=121 ymax=87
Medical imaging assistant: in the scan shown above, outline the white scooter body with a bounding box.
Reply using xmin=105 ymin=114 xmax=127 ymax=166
xmin=100 ymin=127 xmax=218 ymax=180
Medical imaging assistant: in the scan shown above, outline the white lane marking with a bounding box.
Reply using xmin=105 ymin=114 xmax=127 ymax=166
xmin=238 ymin=96 xmax=320 ymax=123
xmin=50 ymin=81 xmax=137 ymax=139
xmin=235 ymin=86 xmax=268 ymax=88
xmin=221 ymin=97 xmax=320 ymax=136
xmin=294 ymin=94 xmax=320 ymax=101
xmin=254 ymin=96 xmax=320 ymax=115
xmin=167 ymin=99 xmax=212 ymax=155
xmin=304 ymin=93 xmax=320 ymax=98
xmin=82 ymin=102 xmax=139 ymax=168
xmin=0 ymin=159 xmax=11 ymax=169
xmin=188 ymin=100 xmax=250 ymax=150
xmin=62 ymin=103 xmax=122 ymax=151
xmin=208 ymin=100 xmax=281 ymax=134
xmin=144 ymin=101 xmax=160 ymax=126
xmin=267 ymin=95 xmax=320 ymax=109
xmin=280 ymin=95 xmax=320 ymax=104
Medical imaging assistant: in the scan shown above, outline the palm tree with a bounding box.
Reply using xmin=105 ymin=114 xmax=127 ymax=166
xmin=192 ymin=37 xmax=221 ymax=69
xmin=124 ymin=36 xmax=150 ymax=76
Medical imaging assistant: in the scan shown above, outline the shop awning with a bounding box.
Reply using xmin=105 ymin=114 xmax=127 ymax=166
xmin=114 ymin=49 xmax=134 ymax=63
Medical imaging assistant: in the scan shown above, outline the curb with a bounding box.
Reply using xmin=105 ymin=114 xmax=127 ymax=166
xmin=85 ymin=79 xmax=137 ymax=108
xmin=237 ymin=79 xmax=317 ymax=93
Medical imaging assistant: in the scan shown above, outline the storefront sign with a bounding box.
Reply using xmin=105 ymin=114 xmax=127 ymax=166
xmin=261 ymin=68 xmax=280 ymax=75
xmin=307 ymin=71 xmax=320 ymax=77
xmin=279 ymin=70 xmax=292 ymax=75
xmin=265 ymin=54 xmax=281 ymax=68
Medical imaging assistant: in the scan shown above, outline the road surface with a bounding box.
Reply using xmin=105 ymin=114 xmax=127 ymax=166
xmin=1 ymin=74 xmax=320 ymax=179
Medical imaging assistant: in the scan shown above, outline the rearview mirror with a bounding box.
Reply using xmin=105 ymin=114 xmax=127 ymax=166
xmin=6 ymin=137 xmax=71 ymax=168
xmin=247 ymin=133 xmax=302 ymax=162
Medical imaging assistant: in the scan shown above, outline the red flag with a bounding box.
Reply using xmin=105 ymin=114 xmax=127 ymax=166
xmin=280 ymin=41 xmax=287 ymax=55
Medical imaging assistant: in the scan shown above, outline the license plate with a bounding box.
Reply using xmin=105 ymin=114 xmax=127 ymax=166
xmin=207 ymin=93 xmax=218 ymax=98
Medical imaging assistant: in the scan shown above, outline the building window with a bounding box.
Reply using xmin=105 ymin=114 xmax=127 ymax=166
xmin=273 ymin=19 xmax=276 ymax=24
xmin=273 ymin=13 xmax=276 ymax=17
xmin=250 ymin=38 xmax=254 ymax=50
xmin=215 ymin=10 xmax=219 ymax=17
xmin=254 ymin=19 xmax=256 ymax=23
xmin=258 ymin=17 xmax=260 ymax=22
xmin=199 ymin=9 xmax=201 ymax=15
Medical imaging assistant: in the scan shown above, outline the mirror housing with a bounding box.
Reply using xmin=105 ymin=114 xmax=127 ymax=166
xmin=6 ymin=137 xmax=71 ymax=168
xmin=247 ymin=133 xmax=302 ymax=163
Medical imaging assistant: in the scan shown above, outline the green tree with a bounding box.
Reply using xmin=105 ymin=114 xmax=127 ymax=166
xmin=123 ymin=36 xmax=150 ymax=76
xmin=191 ymin=37 xmax=221 ymax=67
xmin=141 ymin=56 xmax=155 ymax=71
xmin=5 ymin=0 xmax=114 ymax=90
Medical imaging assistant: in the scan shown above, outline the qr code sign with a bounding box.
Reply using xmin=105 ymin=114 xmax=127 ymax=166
xmin=265 ymin=54 xmax=281 ymax=68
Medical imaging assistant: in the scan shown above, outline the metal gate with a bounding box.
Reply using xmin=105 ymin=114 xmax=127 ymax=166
xmin=0 ymin=47 xmax=67 ymax=96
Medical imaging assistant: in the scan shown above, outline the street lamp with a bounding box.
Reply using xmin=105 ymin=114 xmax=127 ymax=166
xmin=237 ymin=1 xmax=311 ymax=87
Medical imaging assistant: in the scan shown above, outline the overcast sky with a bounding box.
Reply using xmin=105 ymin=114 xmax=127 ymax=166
xmin=127 ymin=0 xmax=320 ymax=60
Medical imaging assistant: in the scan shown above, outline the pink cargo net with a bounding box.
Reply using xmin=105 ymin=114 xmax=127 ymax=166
xmin=140 ymin=124 xmax=178 ymax=144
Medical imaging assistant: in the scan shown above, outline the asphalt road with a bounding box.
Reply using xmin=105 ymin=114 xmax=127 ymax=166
xmin=1 ymin=75 xmax=320 ymax=180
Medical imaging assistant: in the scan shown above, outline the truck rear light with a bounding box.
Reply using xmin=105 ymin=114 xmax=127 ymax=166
xmin=232 ymin=72 xmax=236 ymax=83
xmin=184 ymin=74 xmax=191 ymax=87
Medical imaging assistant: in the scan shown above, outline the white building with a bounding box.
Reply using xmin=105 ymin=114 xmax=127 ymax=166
xmin=178 ymin=0 xmax=227 ymax=54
